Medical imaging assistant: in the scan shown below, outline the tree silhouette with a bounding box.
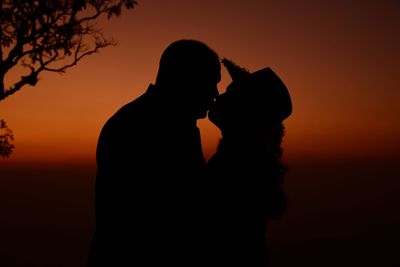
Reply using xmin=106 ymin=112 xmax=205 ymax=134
xmin=0 ymin=0 xmax=138 ymax=157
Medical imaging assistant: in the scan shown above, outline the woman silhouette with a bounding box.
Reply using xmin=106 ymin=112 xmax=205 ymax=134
xmin=206 ymin=58 xmax=292 ymax=267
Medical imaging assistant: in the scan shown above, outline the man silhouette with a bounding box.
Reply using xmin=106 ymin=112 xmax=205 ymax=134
xmin=88 ymin=40 xmax=221 ymax=266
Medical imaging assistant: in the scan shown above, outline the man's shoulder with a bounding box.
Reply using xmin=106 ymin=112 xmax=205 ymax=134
xmin=112 ymin=97 xmax=143 ymax=121
xmin=100 ymin=91 xmax=151 ymax=134
xmin=117 ymin=86 xmax=156 ymax=118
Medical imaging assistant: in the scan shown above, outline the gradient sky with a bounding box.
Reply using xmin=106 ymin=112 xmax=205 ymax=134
xmin=1 ymin=0 xmax=399 ymax=165
xmin=1 ymin=2 xmax=400 ymax=266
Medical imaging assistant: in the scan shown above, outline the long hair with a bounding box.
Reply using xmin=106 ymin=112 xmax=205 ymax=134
xmin=263 ymin=122 xmax=287 ymax=219
xmin=213 ymin=121 xmax=287 ymax=220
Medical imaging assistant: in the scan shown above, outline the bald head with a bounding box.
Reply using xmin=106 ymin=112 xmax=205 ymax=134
xmin=155 ymin=40 xmax=221 ymax=119
xmin=156 ymin=39 xmax=221 ymax=88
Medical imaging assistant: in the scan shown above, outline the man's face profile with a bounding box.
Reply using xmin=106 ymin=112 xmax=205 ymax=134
xmin=156 ymin=39 xmax=221 ymax=120
xmin=183 ymin=63 xmax=221 ymax=119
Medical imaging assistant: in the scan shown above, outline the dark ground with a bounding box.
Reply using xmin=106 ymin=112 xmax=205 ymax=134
xmin=1 ymin=158 xmax=399 ymax=266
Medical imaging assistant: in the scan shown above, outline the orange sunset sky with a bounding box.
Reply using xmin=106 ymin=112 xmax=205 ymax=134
xmin=1 ymin=0 xmax=399 ymax=165
xmin=1 ymin=2 xmax=400 ymax=266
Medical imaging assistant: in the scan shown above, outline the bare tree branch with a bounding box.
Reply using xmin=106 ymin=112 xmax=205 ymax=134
xmin=0 ymin=0 xmax=138 ymax=156
xmin=0 ymin=0 xmax=137 ymax=101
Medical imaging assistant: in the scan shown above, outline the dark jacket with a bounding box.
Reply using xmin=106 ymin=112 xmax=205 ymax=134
xmin=88 ymin=85 xmax=208 ymax=266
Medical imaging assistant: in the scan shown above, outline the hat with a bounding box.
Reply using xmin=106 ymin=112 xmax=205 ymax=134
xmin=222 ymin=58 xmax=292 ymax=122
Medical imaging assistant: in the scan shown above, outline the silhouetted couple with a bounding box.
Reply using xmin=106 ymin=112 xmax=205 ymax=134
xmin=88 ymin=40 xmax=292 ymax=267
